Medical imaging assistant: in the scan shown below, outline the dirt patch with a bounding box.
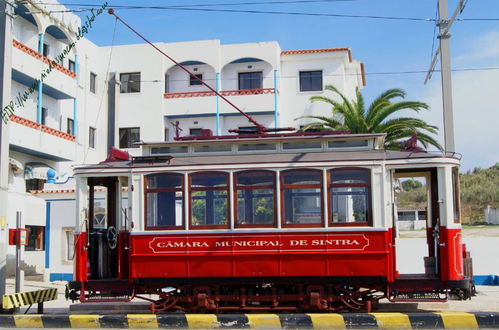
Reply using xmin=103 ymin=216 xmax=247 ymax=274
xmin=400 ymin=225 xmax=499 ymax=238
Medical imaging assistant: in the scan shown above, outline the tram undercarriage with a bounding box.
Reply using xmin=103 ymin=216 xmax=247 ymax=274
xmin=68 ymin=275 xmax=472 ymax=313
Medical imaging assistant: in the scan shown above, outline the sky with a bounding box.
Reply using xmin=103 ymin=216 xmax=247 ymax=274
xmin=58 ymin=0 xmax=499 ymax=171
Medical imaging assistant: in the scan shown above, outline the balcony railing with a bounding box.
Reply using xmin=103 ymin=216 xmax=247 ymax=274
xmin=164 ymin=88 xmax=275 ymax=99
xmin=10 ymin=114 xmax=76 ymax=142
xmin=12 ymin=39 xmax=76 ymax=79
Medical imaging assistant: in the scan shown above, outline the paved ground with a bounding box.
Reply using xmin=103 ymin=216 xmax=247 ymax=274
xmin=400 ymin=225 xmax=499 ymax=238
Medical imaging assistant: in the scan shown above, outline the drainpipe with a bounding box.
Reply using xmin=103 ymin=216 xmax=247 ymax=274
xmin=273 ymin=70 xmax=278 ymax=129
xmin=216 ymin=72 xmax=220 ymax=135
xmin=73 ymin=54 xmax=78 ymax=137
xmin=37 ymin=33 xmax=44 ymax=124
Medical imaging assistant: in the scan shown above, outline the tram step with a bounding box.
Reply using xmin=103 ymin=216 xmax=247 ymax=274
xmin=84 ymin=293 xmax=132 ymax=302
xmin=391 ymin=291 xmax=447 ymax=302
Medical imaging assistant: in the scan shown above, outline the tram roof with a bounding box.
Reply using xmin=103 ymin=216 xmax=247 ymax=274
xmin=74 ymin=149 xmax=458 ymax=171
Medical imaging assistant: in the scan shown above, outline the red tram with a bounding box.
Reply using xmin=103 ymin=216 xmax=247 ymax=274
xmin=67 ymin=131 xmax=473 ymax=312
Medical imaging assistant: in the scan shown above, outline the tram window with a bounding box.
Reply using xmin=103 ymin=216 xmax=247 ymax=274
xmin=235 ymin=171 xmax=276 ymax=227
xmin=151 ymin=146 xmax=188 ymax=154
xmin=193 ymin=144 xmax=232 ymax=153
xmin=282 ymin=141 xmax=322 ymax=150
xmin=281 ymin=169 xmax=323 ymax=227
xmin=190 ymin=172 xmax=229 ymax=228
xmin=329 ymin=168 xmax=371 ymax=225
xmin=452 ymin=167 xmax=461 ymax=224
xmin=238 ymin=143 xmax=276 ymax=151
xmin=328 ymin=140 xmax=368 ymax=149
xmin=145 ymin=173 xmax=184 ymax=229
xmin=93 ymin=186 xmax=107 ymax=229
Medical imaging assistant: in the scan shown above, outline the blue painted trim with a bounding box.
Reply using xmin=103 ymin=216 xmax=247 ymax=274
xmin=167 ymin=111 xmax=275 ymax=119
xmin=474 ymin=275 xmax=499 ymax=286
xmin=74 ymin=54 xmax=78 ymax=76
xmin=216 ymin=72 xmax=220 ymax=135
xmin=73 ymin=98 xmax=77 ymax=137
xmin=45 ymin=202 xmax=50 ymax=269
xmin=273 ymin=70 xmax=278 ymax=129
xmin=45 ymin=198 xmax=75 ymax=202
xmin=37 ymin=34 xmax=44 ymax=124
xmin=50 ymin=273 xmax=73 ymax=282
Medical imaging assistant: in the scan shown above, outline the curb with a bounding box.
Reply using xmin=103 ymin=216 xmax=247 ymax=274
xmin=0 ymin=312 xmax=497 ymax=328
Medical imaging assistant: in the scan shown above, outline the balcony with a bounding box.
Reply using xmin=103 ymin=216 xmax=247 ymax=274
xmin=12 ymin=40 xmax=76 ymax=99
xmin=163 ymin=88 xmax=276 ymax=116
xmin=9 ymin=115 xmax=76 ymax=161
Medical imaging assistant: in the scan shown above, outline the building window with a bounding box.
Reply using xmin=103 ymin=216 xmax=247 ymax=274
xmin=281 ymin=169 xmax=323 ymax=226
xmin=63 ymin=228 xmax=75 ymax=261
xmin=238 ymin=71 xmax=262 ymax=90
xmin=25 ymin=225 xmax=45 ymax=251
xmin=190 ymin=172 xmax=229 ymax=228
xmin=164 ymin=128 xmax=169 ymax=141
xmin=299 ymin=70 xmax=322 ymax=92
xmin=189 ymin=128 xmax=202 ymax=136
xmin=89 ymin=127 xmax=96 ymax=148
xmin=329 ymin=168 xmax=371 ymax=225
xmin=67 ymin=118 xmax=74 ymax=135
xmin=90 ymin=72 xmax=97 ymax=93
xmin=68 ymin=59 xmax=75 ymax=73
xmin=145 ymin=173 xmax=184 ymax=229
xmin=41 ymin=107 xmax=48 ymax=126
xmin=26 ymin=179 xmax=45 ymax=192
xmin=164 ymin=74 xmax=169 ymax=93
xmin=120 ymin=72 xmax=141 ymax=93
xmin=119 ymin=127 xmax=140 ymax=148
xmin=42 ymin=43 xmax=49 ymax=57
xmin=235 ymin=171 xmax=275 ymax=227
xmin=189 ymin=74 xmax=203 ymax=86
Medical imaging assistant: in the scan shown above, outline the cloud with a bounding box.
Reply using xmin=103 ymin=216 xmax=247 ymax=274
xmin=454 ymin=30 xmax=499 ymax=65
xmin=416 ymin=30 xmax=499 ymax=171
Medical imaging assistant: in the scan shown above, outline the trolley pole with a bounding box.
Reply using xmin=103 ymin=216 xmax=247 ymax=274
xmin=0 ymin=0 xmax=14 ymax=311
xmin=437 ymin=0 xmax=455 ymax=153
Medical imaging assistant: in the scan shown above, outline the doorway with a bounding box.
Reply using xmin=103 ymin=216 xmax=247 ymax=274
xmin=394 ymin=169 xmax=439 ymax=276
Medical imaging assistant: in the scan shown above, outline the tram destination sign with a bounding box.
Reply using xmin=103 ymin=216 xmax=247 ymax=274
xmin=148 ymin=234 xmax=370 ymax=254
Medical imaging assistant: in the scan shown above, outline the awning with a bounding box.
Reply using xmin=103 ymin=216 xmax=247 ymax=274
xmin=9 ymin=157 xmax=23 ymax=175
xmin=24 ymin=162 xmax=54 ymax=180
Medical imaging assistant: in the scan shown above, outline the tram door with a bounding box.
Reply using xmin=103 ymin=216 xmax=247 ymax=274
xmin=393 ymin=169 xmax=440 ymax=275
xmin=87 ymin=177 xmax=128 ymax=280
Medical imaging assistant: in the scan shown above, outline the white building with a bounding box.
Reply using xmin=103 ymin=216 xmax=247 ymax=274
xmin=3 ymin=0 xmax=364 ymax=281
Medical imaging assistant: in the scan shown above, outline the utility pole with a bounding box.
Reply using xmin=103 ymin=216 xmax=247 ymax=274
xmin=0 ymin=0 xmax=14 ymax=309
xmin=437 ymin=0 xmax=455 ymax=153
xmin=425 ymin=0 xmax=465 ymax=154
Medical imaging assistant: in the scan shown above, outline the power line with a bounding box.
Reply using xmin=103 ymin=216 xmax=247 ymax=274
xmin=128 ymin=67 xmax=499 ymax=84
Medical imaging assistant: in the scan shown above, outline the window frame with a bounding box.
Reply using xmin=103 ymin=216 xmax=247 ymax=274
xmin=68 ymin=59 xmax=75 ymax=73
xmin=280 ymin=168 xmax=324 ymax=228
xmin=238 ymin=71 xmax=263 ymax=90
xmin=299 ymin=70 xmax=323 ymax=92
xmin=189 ymin=73 xmax=203 ymax=86
xmin=234 ymin=170 xmax=277 ymax=228
xmin=67 ymin=118 xmax=74 ymax=135
xmin=144 ymin=172 xmax=185 ymax=230
xmin=41 ymin=107 xmax=48 ymax=126
xmin=189 ymin=171 xmax=230 ymax=230
xmin=119 ymin=127 xmax=140 ymax=149
xmin=327 ymin=167 xmax=372 ymax=227
xmin=89 ymin=126 xmax=96 ymax=149
xmin=90 ymin=72 xmax=97 ymax=93
xmin=120 ymin=72 xmax=141 ymax=93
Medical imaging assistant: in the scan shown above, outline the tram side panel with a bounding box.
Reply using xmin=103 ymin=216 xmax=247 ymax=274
xmin=128 ymin=230 xmax=394 ymax=282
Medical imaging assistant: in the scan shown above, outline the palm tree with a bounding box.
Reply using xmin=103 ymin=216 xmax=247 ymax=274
xmin=297 ymin=85 xmax=442 ymax=150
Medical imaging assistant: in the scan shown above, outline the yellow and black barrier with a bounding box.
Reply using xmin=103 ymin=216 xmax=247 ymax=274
xmin=2 ymin=288 xmax=58 ymax=313
xmin=0 ymin=312 xmax=497 ymax=328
